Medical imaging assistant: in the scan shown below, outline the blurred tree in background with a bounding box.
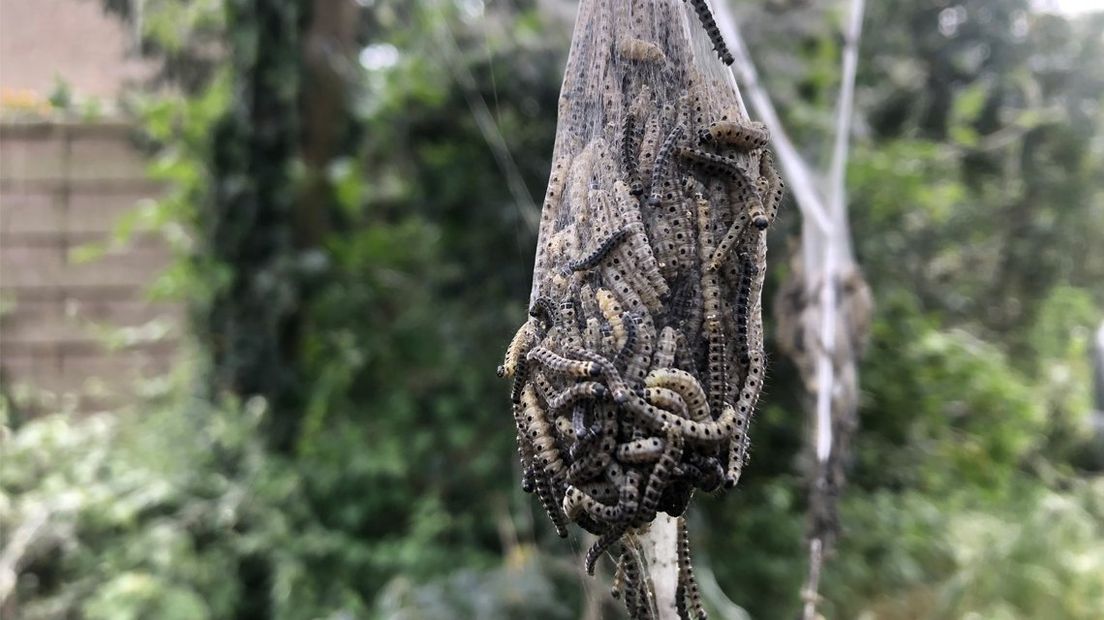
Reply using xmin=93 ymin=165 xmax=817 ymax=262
xmin=1 ymin=0 xmax=1102 ymax=618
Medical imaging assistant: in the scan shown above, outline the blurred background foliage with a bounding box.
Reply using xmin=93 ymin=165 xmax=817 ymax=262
xmin=2 ymin=0 xmax=1103 ymax=618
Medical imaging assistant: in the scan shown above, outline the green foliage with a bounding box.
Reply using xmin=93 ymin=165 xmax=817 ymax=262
xmin=821 ymin=479 xmax=1104 ymax=619
xmin=858 ymin=293 xmax=1045 ymax=493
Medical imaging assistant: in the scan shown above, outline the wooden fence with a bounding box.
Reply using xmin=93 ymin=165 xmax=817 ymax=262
xmin=0 ymin=120 xmax=178 ymax=413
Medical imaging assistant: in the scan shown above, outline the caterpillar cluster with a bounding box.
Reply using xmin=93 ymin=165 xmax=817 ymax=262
xmin=502 ymin=2 xmax=783 ymax=618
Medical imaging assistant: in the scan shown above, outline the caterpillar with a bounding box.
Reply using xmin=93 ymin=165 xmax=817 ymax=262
xmin=521 ymin=385 xmax=567 ymax=481
xmin=746 ymin=194 xmax=770 ymax=231
xmin=566 ymin=345 xmax=633 ymax=404
xmin=618 ymin=468 xmax=643 ymax=524
xmin=621 ymin=112 xmax=644 ymax=196
xmin=571 ymin=401 xmax=590 ymax=440
xmin=614 ymin=311 xmax=638 ymax=369
xmin=636 ymin=425 xmax=684 ymax=526
xmin=558 ymin=297 xmax=583 ymax=350
xmin=685 ymin=0 xmax=734 ymax=65
xmin=527 ymin=346 xmax=602 ymax=378
xmin=624 ymin=313 xmax=657 ymax=386
xmin=725 ymin=233 xmax=767 ymax=487
xmin=567 ymin=450 xmax=613 ymax=485
xmin=622 ymin=542 xmax=653 ymax=617
xmin=759 ymin=149 xmax=785 ymax=225
xmin=654 ymin=326 xmax=680 ymax=369
xmin=701 ymin=119 xmax=769 ymax=151
xmin=678 ymin=146 xmax=753 ymax=184
xmin=498 ymin=319 xmax=537 ymax=378
xmin=570 ymin=228 xmax=631 ymax=273
xmin=637 ymin=113 xmax=663 ymax=183
xmin=619 ymin=547 xmax=643 ymax=616
xmin=597 ymin=287 xmax=629 ymax=349
xmin=586 ymin=526 xmax=627 ymax=576
xmin=648 ymin=124 xmax=686 ymax=205
xmin=521 ymin=463 xmax=536 ymax=494
xmin=554 ymin=414 xmax=575 ymax=440
xmin=520 ymin=385 xmax=569 ymax=536
xmin=615 ymin=181 xmax=669 ymax=296
xmin=563 ymin=484 xmax=622 ymax=522
xmin=579 ymin=480 xmax=620 ymax=504
xmin=616 ymin=437 xmax=667 ymax=464
xmin=567 ymin=406 xmax=618 ymax=483
xmin=587 ymin=186 xmax=619 ymax=241
xmin=577 ymin=478 xmax=641 ymax=567
xmin=623 ymin=394 xmax=742 ymax=443
xmin=725 ymin=348 xmax=762 ymax=488
xmin=547 ymin=381 xmax=608 ymax=410
xmin=643 ymin=386 xmax=691 ymax=419
xmin=707 ymin=211 xmax=749 ymax=272
xmin=705 ymin=316 xmax=728 ymax=415
xmin=676 ymin=516 xmax=708 ymax=619
xmin=510 ymin=355 xmax=530 ymax=404
xmin=734 ymin=258 xmax=756 ymax=364
xmin=529 ymin=295 xmax=558 ymax=328
xmin=645 ymin=368 xmax=710 ymax=421
xmin=696 ymin=193 xmax=729 ymax=413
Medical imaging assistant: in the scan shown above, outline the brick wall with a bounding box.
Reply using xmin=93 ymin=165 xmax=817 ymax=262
xmin=0 ymin=120 xmax=178 ymax=413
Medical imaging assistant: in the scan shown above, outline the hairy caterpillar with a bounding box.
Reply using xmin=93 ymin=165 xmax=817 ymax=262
xmin=759 ymin=149 xmax=785 ymax=225
xmin=621 ymin=112 xmax=644 ymax=196
xmin=685 ymin=0 xmax=734 ymax=65
xmin=615 ymin=181 xmax=668 ymax=291
xmin=707 ymin=211 xmax=749 ymax=271
xmin=527 ymin=347 xmax=602 ymax=378
xmin=643 ymin=386 xmax=691 ymax=419
xmin=570 ymin=228 xmax=631 ymax=273
xmin=498 ymin=320 xmax=537 ymax=378
xmin=616 ymin=436 xmax=667 ymax=464
xmin=654 ymin=326 xmax=680 ymax=369
xmin=648 ymin=124 xmax=687 ymax=205
xmin=636 ymin=425 xmax=684 ymax=526
xmin=701 ymin=119 xmax=769 ymax=151
xmin=676 ymin=516 xmax=708 ymax=619
xmin=645 ymin=368 xmax=709 ymax=421
xmin=547 ymin=381 xmax=608 ymax=410
xmin=529 ymin=295 xmax=558 ymax=328
xmin=678 ymin=146 xmax=752 ymax=184
xmin=520 ymin=385 xmax=569 ymax=537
